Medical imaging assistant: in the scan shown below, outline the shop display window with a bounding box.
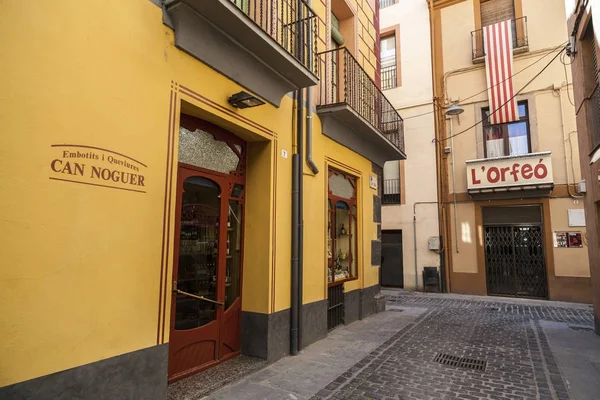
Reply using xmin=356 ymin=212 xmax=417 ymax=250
xmin=328 ymin=168 xmax=358 ymax=285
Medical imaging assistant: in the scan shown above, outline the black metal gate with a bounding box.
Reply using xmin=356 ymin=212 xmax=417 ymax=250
xmin=327 ymin=284 xmax=344 ymax=330
xmin=484 ymin=225 xmax=548 ymax=299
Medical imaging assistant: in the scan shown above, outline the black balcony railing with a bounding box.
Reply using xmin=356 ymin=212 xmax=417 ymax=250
xmin=382 ymin=178 xmax=401 ymax=204
xmin=318 ymin=47 xmax=405 ymax=154
xmin=230 ymin=0 xmax=318 ymax=75
xmin=381 ymin=65 xmax=397 ymax=90
xmin=471 ymin=17 xmax=528 ymax=60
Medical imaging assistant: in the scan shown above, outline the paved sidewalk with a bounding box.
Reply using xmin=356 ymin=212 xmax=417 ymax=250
xmin=174 ymin=292 xmax=599 ymax=400
xmin=204 ymin=306 xmax=426 ymax=400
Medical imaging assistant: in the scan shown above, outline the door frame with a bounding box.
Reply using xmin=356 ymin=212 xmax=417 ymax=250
xmin=168 ymin=115 xmax=247 ymax=383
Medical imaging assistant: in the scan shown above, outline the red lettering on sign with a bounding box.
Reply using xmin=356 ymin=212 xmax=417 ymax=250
xmin=522 ymin=164 xmax=533 ymax=179
xmin=487 ymin=167 xmax=500 ymax=183
xmin=509 ymin=163 xmax=520 ymax=182
xmin=534 ymin=163 xmax=548 ymax=179
xmin=471 ymin=169 xmax=481 ymax=185
xmin=500 ymin=167 xmax=510 ymax=181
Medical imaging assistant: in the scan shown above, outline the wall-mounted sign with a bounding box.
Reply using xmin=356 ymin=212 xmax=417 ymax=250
xmin=553 ymin=231 xmax=583 ymax=248
xmin=49 ymin=144 xmax=147 ymax=193
xmin=369 ymin=175 xmax=378 ymax=190
xmin=466 ymin=152 xmax=553 ymax=190
xmin=568 ymin=209 xmax=586 ymax=227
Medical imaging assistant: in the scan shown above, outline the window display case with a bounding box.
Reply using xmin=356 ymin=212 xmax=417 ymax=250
xmin=328 ymin=168 xmax=358 ymax=285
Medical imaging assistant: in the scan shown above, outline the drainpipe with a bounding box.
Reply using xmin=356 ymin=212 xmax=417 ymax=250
xmin=413 ymin=201 xmax=438 ymax=291
xmin=298 ymin=87 xmax=305 ymax=352
xmin=291 ymin=90 xmax=304 ymax=357
xmin=291 ymin=86 xmax=304 ymax=356
xmin=291 ymin=101 xmax=299 ymax=356
xmin=305 ymin=0 xmax=319 ymax=176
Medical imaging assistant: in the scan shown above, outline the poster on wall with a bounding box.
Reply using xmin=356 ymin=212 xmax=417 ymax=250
xmin=553 ymin=232 xmax=583 ymax=248
xmin=553 ymin=232 xmax=568 ymax=248
xmin=568 ymin=232 xmax=583 ymax=248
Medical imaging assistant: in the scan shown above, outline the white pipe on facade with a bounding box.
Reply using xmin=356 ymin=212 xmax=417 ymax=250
xmin=413 ymin=201 xmax=438 ymax=291
xmin=557 ymin=82 xmax=584 ymax=198
xmin=443 ymin=45 xmax=570 ymax=104
xmin=449 ymin=118 xmax=459 ymax=253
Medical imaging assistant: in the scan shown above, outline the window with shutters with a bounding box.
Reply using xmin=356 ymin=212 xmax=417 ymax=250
xmin=480 ymin=0 xmax=515 ymax=27
xmin=581 ymin=20 xmax=600 ymax=149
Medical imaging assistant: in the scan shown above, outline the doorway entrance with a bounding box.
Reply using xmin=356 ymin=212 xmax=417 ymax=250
xmin=381 ymin=230 xmax=403 ymax=288
xmin=169 ymin=116 xmax=246 ymax=382
xmin=483 ymin=206 xmax=548 ymax=299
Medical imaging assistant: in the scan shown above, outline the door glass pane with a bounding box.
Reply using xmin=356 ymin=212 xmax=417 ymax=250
xmin=225 ymin=200 xmax=243 ymax=309
xmin=329 ymin=173 xmax=354 ymax=198
xmin=334 ymin=201 xmax=350 ymax=281
xmin=175 ymin=176 xmax=220 ymax=330
xmin=351 ymin=210 xmax=357 ymax=279
xmin=179 ymin=127 xmax=240 ymax=174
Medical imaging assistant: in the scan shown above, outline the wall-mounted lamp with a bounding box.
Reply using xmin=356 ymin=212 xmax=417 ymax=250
xmin=228 ymin=91 xmax=265 ymax=109
xmin=445 ymin=104 xmax=464 ymax=116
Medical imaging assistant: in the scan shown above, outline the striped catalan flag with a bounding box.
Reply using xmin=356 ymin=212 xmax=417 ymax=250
xmin=483 ymin=20 xmax=520 ymax=125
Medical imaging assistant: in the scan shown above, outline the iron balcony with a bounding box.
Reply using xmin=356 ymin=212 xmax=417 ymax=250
xmin=471 ymin=16 xmax=529 ymax=62
xmin=164 ymin=0 xmax=319 ymax=106
xmin=316 ymin=47 xmax=406 ymax=166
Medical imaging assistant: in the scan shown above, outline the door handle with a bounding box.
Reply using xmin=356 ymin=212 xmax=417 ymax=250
xmin=173 ymin=288 xmax=224 ymax=306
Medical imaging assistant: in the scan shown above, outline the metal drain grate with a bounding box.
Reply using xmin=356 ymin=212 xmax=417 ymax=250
xmin=433 ymin=353 xmax=487 ymax=371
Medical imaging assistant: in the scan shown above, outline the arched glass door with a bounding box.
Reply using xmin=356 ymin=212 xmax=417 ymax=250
xmin=169 ymin=115 xmax=246 ymax=382
xmin=175 ymin=176 xmax=220 ymax=331
xmin=169 ymin=174 xmax=224 ymax=380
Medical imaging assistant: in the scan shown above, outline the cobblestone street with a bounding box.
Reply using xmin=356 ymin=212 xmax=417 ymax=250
xmin=181 ymin=292 xmax=600 ymax=400
xmin=310 ymin=293 xmax=597 ymax=400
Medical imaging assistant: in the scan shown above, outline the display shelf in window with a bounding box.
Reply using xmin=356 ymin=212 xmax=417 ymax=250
xmin=327 ymin=168 xmax=359 ymax=285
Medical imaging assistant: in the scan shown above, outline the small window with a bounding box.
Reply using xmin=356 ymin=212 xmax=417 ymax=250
xmin=380 ymin=35 xmax=397 ymax=90
xmin=328 ymin=168 xmax=358 ymax=285
xmin=482 ymin=101 xmax=530 ymax=158
xmin=379 ymin=0 xmax=395 ymax=9
xmin=382 ymin=160 xmax=401 ymax=204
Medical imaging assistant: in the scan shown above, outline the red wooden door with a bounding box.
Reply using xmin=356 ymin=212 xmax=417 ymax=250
xmin=168 ymin=164 xmax=244 ymax=382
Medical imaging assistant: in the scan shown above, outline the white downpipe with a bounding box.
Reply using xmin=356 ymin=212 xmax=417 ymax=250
xmin=449 ymin=118 xmax=460 ymax=253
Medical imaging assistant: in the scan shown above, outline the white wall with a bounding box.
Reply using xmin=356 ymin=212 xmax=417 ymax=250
xmin=380 ymin=0 xmax=440 ymax=290
xmin=380 ymin=0 xmax=434 ymax=108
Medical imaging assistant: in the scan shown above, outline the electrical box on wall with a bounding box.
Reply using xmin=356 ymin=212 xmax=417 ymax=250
xmin=428 ymin=237 xmax=440 ymax=251
xmin=577 ymin=180 xmax=586 ymax=194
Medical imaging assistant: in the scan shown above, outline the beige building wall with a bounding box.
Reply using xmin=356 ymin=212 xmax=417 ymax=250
xmin=380 ymin=0 xmax=440 ymax=290
xmin=435 ymin=0 xmax=591 ymax=301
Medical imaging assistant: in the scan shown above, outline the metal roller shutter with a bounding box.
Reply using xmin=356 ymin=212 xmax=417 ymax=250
xmin=481 ymin=0 xmax=515 ymax=27
xmin=482 ymin=206 xmax=542 ymax=225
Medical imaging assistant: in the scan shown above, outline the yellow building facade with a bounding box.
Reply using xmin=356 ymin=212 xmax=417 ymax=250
xmin=0 ymin=0 xmax=404 ymax=397
xmin=429 ymin=0 xmax=592 ymax=301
